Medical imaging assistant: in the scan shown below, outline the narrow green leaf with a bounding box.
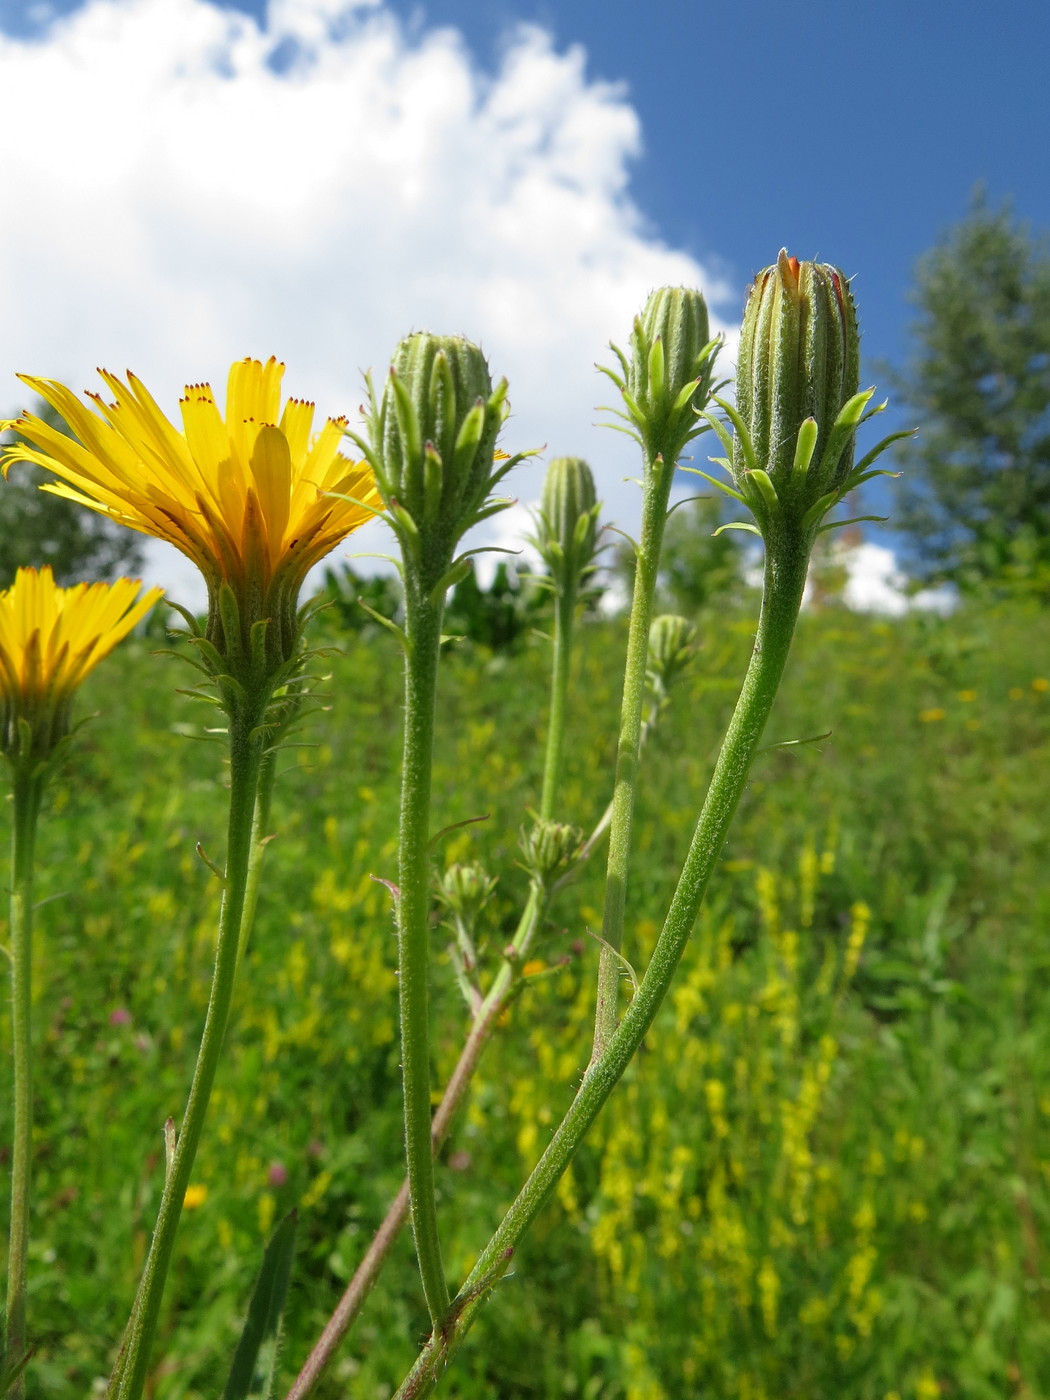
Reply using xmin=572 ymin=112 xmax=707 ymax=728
xmin=680 ymin=467 xmax=747 ymax=504
xmin=710 ymin=395 xmax=758 ymax=475
xmin=848 ymin=429 xmax=916 ymax=480
xmin=222 ymin=1211 xmax=298 ymax=1400
xmin=356 ymin=601 xmax=408 ymax=650
xmin=428 ymin=556 xmax=473 ymax=605
xmin=747 ymin=469 xmax=780 ymax=509
xmin=816 ymin=514 xmax=889 ymax=535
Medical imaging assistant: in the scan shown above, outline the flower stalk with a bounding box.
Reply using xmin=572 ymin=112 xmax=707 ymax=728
xmin=4 ymin=765 xmax=45 ymax=1399
xmin=531 ymin=457 xmax=600 ymax=821
xmin=353 ymin=330 xmax=530 ymax=1327
xmin=592 ymin=288 xmax=720 ymax=1060
xmin=113 ymin=705 xmax=267 ymax=1400
xmin=287 ymin=487 xmax=601 ymax=1392
xmin=0 ymin=568 xmax=161 ymax=1398
xmin=391 ymin=542 xmax=811 ymax=1399
xmin=396 ymin=581 xmax=451 ymax=1323
xmin=388 ymin=253 xmax=902 ymax=1398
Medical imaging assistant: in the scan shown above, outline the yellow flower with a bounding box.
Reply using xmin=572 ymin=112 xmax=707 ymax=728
xmin=918 ymin=707 xmax=945 ymax=723
xmin=0 ymin=566 xmax=161 ymax=764
xmin=2 ymin=358 xmax=381 ymax=670
xmin=182 ymin=1184 xmax=208 ymax=1210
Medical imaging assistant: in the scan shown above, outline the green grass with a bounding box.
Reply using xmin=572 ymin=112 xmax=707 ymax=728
xmin=2 ymin=596 xmax=1049 ymax=1399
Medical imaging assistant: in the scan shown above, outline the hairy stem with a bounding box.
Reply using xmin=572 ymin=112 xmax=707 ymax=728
xmin=113 ymin=710 xmax=265 ymax=1400
xmin=236 ymin=747 xmax=277 ymax=968
xmin=388 ymin=544 xmax=811 ymax=1400
xmin=5 ymin=767 xmax=45 ymax=1397
xmin=539 ymin=589 xmax=576 ymax=821
xmin=592 ymin=453 xmax=675 ymax=1059
xmin=397 ymin=587 xmax=450 ymax=1324
xmin=289 ymin=565 xmax=591 ymax=1394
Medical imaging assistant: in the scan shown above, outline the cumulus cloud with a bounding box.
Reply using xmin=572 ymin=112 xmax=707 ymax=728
xmin=842 ymin=542 xmax=954 ymax=616
xmin=0 ymin=0 xmax=736 ymax=602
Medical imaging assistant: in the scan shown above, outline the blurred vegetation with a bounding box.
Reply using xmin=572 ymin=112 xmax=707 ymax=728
xmin=0 ymin=401 xmax=145 ymax=586
xmin=443 ymin=560 xmax=549 ymax=653
xmin=655 ymin=495 xmax=752 ymax=615
xmin=891 ymin=194 xmax=1050 ymax=597
xmin=1 ymin=591 xmax=1048 ymax=1399
xmin=318 ymin=559 xmax=553 ymax=654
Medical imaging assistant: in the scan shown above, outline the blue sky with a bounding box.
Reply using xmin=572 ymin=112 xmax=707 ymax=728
xmin=385 ymin=0 xmax=1050 ymax=370
xmin=0 ymin=0 xmax=1047 ymax=603
xmin=8 ymin=0 xmax=1047 ymax=370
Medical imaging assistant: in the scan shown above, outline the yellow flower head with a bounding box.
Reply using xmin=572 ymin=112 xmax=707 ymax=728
xmin=0 ymin=566 xmax=162 ymax=764
xmin=2 ymin=358 xmax=381 ymax=672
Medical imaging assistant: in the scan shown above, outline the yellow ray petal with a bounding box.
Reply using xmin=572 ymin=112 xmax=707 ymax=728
xmin=250 ymin=425 xmax=293 ymax=564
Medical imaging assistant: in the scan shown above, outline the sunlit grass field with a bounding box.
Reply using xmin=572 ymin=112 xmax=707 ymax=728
xmin=3 ymin=595 xmax=1049 ymax=1399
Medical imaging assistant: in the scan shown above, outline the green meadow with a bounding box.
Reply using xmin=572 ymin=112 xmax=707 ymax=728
xmin=4 ymin=594 xmax=1049 ymax=1400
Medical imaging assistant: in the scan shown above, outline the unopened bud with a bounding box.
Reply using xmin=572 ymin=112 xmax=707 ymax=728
xmin=733 ymin=250 xmax=865 ymax=529
xmin=602 ymin=287 xmax=720 ymax=468
xmin=435 ymin=861 xmax=497 ymax=926
xmin=647 ymin=614 xmax=698 ymax=696
xmin=363 ymin=333 xmax=518 ymax=582
xmin=533 ymin=456 xmax=600 ymax=593
xmin=519 ymin=817 xmax=584 ymax=886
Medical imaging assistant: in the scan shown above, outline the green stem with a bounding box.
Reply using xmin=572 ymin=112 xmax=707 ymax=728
xmin=236 ymin=748 xmax=277 ymax=969
xmin=389 ymin=543 xmax=811 ymax=1400
xmin=288 ymin=560 xmax=585 ymax=1394
xmin=103 ymin=750 xmax=277 ymax=1400
xmin=539 ymin=589 xmax=576 ymax=821
xmin=114 ymin=711 xmax=266 ymax=1400
xmin=592 ymin=454 xmax=675 ymax=1060
xmin=398 ymin=586 xmax=450 ymax=1325
xmin=5 ymin=766 xmax=45 ymax=1397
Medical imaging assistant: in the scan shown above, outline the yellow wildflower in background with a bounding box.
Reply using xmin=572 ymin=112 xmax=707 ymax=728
xmin=2 ymin=358 xmax=381 ymax=668
xmin=0 ymin=567 xmax=161 ymax=764
xmin=182 ymin=1184 xmax=208 ymax=1210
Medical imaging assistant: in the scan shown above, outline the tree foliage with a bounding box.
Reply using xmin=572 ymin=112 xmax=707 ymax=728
xmin=892 ymin=196 xmax=1050 ymax=590
xmin=656 ymin=493 xmax=749 ymax=614
xmin=0 ymin=400 xmax=145 ymax=587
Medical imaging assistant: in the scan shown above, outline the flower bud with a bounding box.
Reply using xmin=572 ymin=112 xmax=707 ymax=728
xmin=646 ymin=614 xmax=698 ymax=697
xmin=435 ymin=861 xmax=497 ymax=928
xmin=367 ymin=333 xmax=513 ymax=579
xmin=519 ymin=816 xmax=584 ymax=887
xmin=602 ymin=287 xmax=720 ymax=467
xmin=533 ymin=457 xmax=600 ymax=593
xmin=734 ymin=250 xmax=862 ymax=519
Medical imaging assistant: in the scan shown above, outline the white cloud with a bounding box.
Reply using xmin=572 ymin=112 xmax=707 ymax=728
xmin=842 ymin=542 xmax=955 ymax=616
xmin=0 ymin=0 xmax=735 ymax=605
xmin=842 ymin=542 xmax=911 ymax=615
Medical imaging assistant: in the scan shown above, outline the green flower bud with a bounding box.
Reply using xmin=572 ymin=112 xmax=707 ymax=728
xmin=602 ymin=286 xmax=721 ymax=467
xmin=705 ymin=250 xmax=910 ymax=547
xmin=519 ymin=816 xmax=584 ymax=887
xmin=358 ymin=333 xmax=523 ymax=585
xmin=532 ymin=457 xmax=601 ymax=593
xmin=435 ymin=861 xmax=497 ymax=928
xmin=646 ymin=614 xmax=698 ymax=697
xmin=738 ymin=250 xmax=859 ymax=483
xmin=726 ymin=250 xmax=877 ymax=537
